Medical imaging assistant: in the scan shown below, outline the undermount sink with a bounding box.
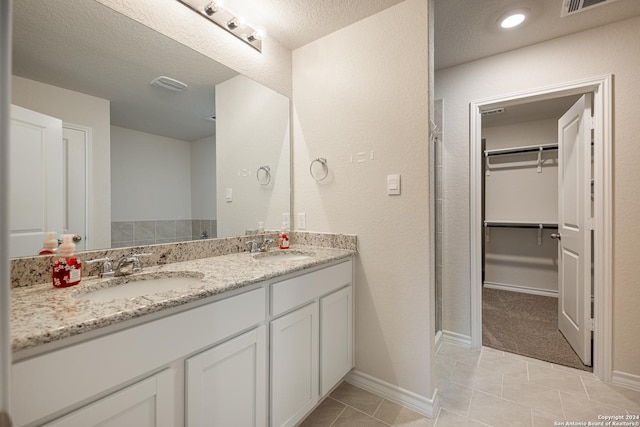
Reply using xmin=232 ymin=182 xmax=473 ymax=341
xmin=73 ymin=271 xmax=205 ymax=302
xmin=252 ymin=251 xmax=314 ymax=262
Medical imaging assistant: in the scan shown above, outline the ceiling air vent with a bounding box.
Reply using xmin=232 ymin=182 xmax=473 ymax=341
xmin=150 ymin=76 xmax=188 ymax=92
xmin=561 ymin=0 xmax=618 ymax=17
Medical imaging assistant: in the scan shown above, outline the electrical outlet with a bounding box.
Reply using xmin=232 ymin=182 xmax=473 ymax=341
xmin=297 ymin=213 xmax=306 ymax=230
xmin=282 ymin=213 xmax=290 ymax=228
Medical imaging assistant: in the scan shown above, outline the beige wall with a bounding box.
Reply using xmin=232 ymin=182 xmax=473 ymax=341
xmin=436 ymin=16 xmax=640 ymax=377
xmin=111 ymin=126 xmax=192 ymax=222
xmin=11 ymin=75 xmax=111 ymax=250
xmin=292 ymin=0 xmax=433 ymax=399
xmin=96 ymin=0 xmax=292 ymax=98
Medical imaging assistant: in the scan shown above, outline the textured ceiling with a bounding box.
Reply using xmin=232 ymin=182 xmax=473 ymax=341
xmin=12 ymin=0 xmax=406 ymax=142
xmin=219 ymin=0 xmax=406 ymax=50
xmin=15 ymin=0 xmax=640 ymax=141
xmin=435 ymin=0 xmax=640 ymax=70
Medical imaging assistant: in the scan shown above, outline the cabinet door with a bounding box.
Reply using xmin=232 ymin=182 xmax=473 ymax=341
xmin=320 ymin=286 xmax=353 ymax=396
xmin=43 ymin=369 xmax=174 ymax=427
xmin=186 ymin=326 xmax=266 ymax=427
xmin=270 ymin=303 xmax=319 ymax=427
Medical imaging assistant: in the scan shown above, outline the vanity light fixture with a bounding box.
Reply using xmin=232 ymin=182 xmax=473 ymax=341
xmin=499 ymin=9 xmax=529 ymax=29
xmin=176 ymin=0 xmax=264 ymax=52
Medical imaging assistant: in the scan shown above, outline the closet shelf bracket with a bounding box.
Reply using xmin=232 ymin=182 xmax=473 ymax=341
xmin=485 ymin=153 xmax=491 ymax=177
xmin=537 ymin=147 xmax=543 ymax=173
xmin=537 ymin=224 xmax=543 ymax=246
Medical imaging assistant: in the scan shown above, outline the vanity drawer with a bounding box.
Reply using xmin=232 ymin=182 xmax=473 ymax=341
xmin=271 ymin=260 xmax=352 ymax=317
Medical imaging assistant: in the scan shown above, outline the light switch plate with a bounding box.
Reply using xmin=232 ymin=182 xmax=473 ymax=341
xmin=387 ymin=174 xmax=401 ymax=195
xmin=226 ymin=188 xmax=233 ymax=202
xmin=297 ymin=213 xmax=306 ymax=230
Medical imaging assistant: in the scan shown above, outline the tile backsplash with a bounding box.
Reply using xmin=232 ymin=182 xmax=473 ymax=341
xmin=111 ymin=219 xmax=217 ymax=247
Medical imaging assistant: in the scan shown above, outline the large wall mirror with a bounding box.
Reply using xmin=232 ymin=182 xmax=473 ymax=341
xmin=9 ymin=0 xmax=290 ymax=257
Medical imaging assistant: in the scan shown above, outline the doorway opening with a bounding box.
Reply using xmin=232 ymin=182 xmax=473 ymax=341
xmin=469 ymin=76 xmax=613 ymax=381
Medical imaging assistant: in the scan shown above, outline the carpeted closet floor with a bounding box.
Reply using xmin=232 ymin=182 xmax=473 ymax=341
xmin=482 ymin=287 xmax=592 ymax=372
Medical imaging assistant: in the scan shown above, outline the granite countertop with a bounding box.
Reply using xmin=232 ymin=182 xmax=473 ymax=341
xmin=11 ymin=245 xmax=354 ymax=353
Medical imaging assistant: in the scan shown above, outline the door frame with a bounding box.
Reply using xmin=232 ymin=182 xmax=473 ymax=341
xmin=469 ymin=75 xmax=613 ymax=381
xmin=62 ymin=123 xmax=91 ymax=250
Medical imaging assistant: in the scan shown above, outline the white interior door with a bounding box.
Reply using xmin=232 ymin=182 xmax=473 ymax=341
xmin=62 ymin=126 xmax=88 ymax=251
xmin=557 ymin=94 xmax=592 ymax=366
xmin=9 ymin=105 xmax=63 ymax=257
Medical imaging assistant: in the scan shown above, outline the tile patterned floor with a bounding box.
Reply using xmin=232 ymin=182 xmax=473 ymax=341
xmin=300 ymin=343 xmax=640 ymax=426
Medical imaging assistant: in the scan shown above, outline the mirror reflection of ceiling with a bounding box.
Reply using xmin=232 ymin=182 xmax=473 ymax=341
xmin=13 ymin=0 xmax=238 ymax=142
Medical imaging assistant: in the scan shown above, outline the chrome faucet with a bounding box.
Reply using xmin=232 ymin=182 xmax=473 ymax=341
xmin=86 ymin=257 xmax=115 ymax=278
xmin=247 ymin=238 xmax=274 ymax=253
xmin=114 ymin=253 xmax=152 ymax=276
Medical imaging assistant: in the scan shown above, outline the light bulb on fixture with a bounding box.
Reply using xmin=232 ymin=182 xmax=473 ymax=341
xmin=204 ymin=1 xmax=218 ymax=16
xmin=227 ymin=17 xmax=239 ymax=29
xmin=248 ymin=26 xmax=267 ymax=42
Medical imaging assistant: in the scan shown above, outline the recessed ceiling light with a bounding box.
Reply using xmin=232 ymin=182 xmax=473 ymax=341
xmin=500 ymin=11 xmax=527 ymax=29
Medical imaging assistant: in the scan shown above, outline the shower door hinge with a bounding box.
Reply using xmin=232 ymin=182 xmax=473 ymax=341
xmin=586 ymin=318 xmax=595 ymax=332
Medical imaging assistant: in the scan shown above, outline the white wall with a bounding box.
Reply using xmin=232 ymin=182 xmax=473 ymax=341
xmin=11 ymin=75 xmax=111 ymax=249
xmin=110 ymin=126 xmax=192 ymax=221
xmin=96 ymin=0 xmax=292 ymax=98
xmin=436 ymin=16 xmax=640 ymax=377
xmin=483 ymin=119 xmax=558 ymax=223
xmin=293 ymin=0 xmax=433 ymax=402
xmin=216 ymin=75 xmax=290 ymax=237
xmin=191 ymin=135 xmax=216 ymax=221
xmin=483 ymin=119 xmax=559 ymax=295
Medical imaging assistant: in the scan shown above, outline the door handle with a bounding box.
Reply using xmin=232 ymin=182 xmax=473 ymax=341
xmin=551 ymin=233 xmax=561 ymax=240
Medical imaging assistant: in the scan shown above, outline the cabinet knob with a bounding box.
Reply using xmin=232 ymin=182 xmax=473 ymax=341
xmin=550 ymin=233 xmax=562 ymax=240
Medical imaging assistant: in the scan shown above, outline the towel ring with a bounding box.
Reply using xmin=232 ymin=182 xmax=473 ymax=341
xmin=256 ymin=165 xmax=271 ymax=186
xmin=310 ymin=157 xmax=328 ymax=181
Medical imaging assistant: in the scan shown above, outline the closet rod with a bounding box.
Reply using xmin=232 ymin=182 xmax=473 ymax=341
xmin=484 ymin=143 xmax=558 ymax=157
xmin=484 ymin=220 xmax=558 ymax=229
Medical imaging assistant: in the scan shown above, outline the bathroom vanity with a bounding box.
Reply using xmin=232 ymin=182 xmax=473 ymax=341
xmin=10 ymin=244 xmax=355 ymax=427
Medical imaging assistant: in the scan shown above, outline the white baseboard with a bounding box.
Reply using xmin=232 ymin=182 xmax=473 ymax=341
xmin=484 ymin=281 xmax=558 ymax=298
xmin=440 ymin=330 xmax=472 ymax=348
xmin=345 ymin=370 xmax=439 ymax=419
xmin=611 ymin=370 xmax=640 ymax=392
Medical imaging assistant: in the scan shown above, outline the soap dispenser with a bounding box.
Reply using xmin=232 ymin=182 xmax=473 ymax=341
xmin=279 ymin=223 xmax=290 ymax=250
xmin=52 ymin=234 xmax=82 ymax=288
xmin=38 ymin=232 xmax=59 ymax=255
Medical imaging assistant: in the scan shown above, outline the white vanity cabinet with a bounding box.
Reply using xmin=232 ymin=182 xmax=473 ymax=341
xmin=320 ymin=285 xmax=353 ymax=396
xmin=12 ymin=287 xmax=265 ymax=427
xmin=270 ymin=302 xmax=320 ymax=427
xmin=185 ymin=325 xmax=267 ymax=427
xmin=11 ymin=256 xmax=354 ymax=427
xmin=42 ymin=369 xmax=174 ymax=427
xmin=270 ymin=260 xmax=354 ymax=427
